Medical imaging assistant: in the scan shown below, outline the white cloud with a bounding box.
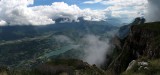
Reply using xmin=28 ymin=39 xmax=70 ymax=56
xmin=54 ymin=35 xmax=73 ymax=44
xmin=32 ymin=2 xmax=106 ymax=22
xmin=0 ymin=0 xmax=55 ymax=26
xmin=82 ymin=8 xmax=106 ymax=21
xmin=0 ymin=0 xmax=107 ymax=26
xmin=82 ymin=35 xmax=110 ymax=66
xmin=84 ymin=0 xmax=148 ymax=21
xmin=0 ymin=0 xmax=149 ymax=26
xmin=31 ymin=2 xmax=82 ymax=23
xmin=83 ymin=0 xmax=102 ymax=4
xmin=104 ymin=0 xmax=148 ymax=18
xmin=101 ymin=0 xmax=148 ymax=6
xmin=145 ymin=0 xmax=160 ymax=22
xmin=0 ymin=20 xmax=7 ymax=26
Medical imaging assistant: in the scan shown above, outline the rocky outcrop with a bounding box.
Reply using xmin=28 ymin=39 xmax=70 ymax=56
xmin=107 ymin=22 xmax=160 ymax=75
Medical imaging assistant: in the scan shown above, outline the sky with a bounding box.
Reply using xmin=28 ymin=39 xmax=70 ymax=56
xmin=0 ymin=0 xmax=151 ymax=26
xmin=33 ymin=0 xmax=107 ymax=9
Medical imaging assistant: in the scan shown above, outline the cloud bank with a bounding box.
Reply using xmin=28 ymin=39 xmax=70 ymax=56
xmin=82 ymin=35 xmax=110 ymax=66
xmin=0 ymin=0 xmax=155 ymax=26
xmin=83 ymin=0 xmax=102 ymax=4
xmin=145 ymin=0 xmax=160 ymax=22
xmin=84 ymin=0 xmax=148 ymax=22
xmin=0 ymin=0 xmax=106 ymax=26
xmin=53 ymin=34 xmax=111 ymax=67
xmin=0 ymin=0 xmax=54 ymax=25
xmin=105 ymin=0 xmax=147 ymax=18
xmin=54 ymin=35 xmax=73 ymax=44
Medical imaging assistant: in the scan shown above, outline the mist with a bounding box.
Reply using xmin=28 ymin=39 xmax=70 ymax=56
xmin=81 ymin=35 xmax=110 ymax=67
xmin=54 ymin=35 xmax=73 ymax=44
xmin=146 ymin=0 xmax=160 ymax=22
xmin=53 ymin=34 xmax=113 ymax=67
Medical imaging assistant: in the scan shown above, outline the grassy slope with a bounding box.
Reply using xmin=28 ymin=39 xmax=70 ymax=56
xmin=0 ymin=59 xmax=107 ymax=75
xmin=122 ymin=59 xmax=160 ymax=75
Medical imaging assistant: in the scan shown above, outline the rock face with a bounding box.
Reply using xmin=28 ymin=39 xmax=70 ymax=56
xmin=118 ymin=25 xmax=131 ymax=39
xmin=107 ymin=22 xmax=160 ymax=75
xmin=125 ymin=60 xmax=136 ymax=71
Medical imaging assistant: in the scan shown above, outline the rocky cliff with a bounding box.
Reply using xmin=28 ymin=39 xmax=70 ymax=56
xmin=107 ymin=22 xmax=160 ymax=75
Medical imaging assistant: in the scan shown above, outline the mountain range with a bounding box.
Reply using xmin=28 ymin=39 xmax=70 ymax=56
xmin=0 ymin=19 xmax=160 ymax=75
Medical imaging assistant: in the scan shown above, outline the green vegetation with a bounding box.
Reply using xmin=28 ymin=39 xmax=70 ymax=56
xmin=121 ymin=59 xmax=160 ymax=75
xmin=0 ymin=59 xmax=106 ymax=75
xmin=137 ymin=22 xmax=160 ymax=31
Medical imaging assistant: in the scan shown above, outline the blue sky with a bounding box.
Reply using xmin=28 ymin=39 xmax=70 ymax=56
xmin=33 ymin=0 xmax=107 ymax=9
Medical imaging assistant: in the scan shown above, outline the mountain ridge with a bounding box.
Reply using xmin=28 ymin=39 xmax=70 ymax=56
xmin=107 ymin=21 xmax=160 ymax=75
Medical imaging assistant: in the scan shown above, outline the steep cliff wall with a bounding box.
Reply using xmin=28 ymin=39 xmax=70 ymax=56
xmin=107 ymin=22 xmax=160 ymax=75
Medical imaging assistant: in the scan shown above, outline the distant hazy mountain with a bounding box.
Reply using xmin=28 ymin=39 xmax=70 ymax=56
xmin=0 ymin=19 xmax=118 ymax=41
xmin=0 ymin=20 xmax=118 ymax=68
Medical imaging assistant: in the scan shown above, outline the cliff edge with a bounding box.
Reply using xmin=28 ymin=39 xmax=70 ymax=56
xmin=107 ymin=22 xmax=160 ymax=75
